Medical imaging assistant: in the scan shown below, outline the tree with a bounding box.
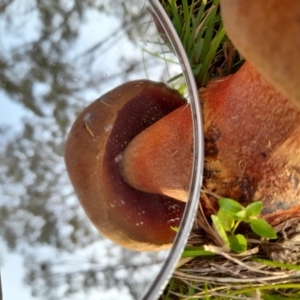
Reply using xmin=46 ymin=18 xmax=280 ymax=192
xmin=0 ymin=1 xmax=168 ymax=298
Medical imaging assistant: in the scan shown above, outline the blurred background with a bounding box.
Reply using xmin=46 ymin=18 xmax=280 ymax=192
xmin=0 ymin=0 xmax=182 ymax=299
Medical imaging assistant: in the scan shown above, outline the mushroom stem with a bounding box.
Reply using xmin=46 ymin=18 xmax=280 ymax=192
xmin=121 ymin=62 xmax=300 ymax=225
xmin=121 ymin=104 xmax=193 ymax=202
xmin=202 ymin=62 xmax=300 ymax=223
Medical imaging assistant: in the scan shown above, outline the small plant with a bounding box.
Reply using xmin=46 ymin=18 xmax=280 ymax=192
xmin=162 ymin=0 xmax=236 ymax=86
xmin=212 ymin=198 xmax=277 ymax=253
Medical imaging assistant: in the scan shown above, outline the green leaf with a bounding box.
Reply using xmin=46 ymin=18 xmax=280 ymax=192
xmin=245 ymin=201 xmax=263 ymax=217
xmin=228 ymin=234 xmax=247 ymax=253
xmin=253 ymin=258 xmax=300 ymax=271
xmin=235 ymin=209 xmax=246 ymax=219
xmin=182 ymin=0 xmax=191 ymax=48
xmin=219 ymin=198 xmax=244 ymax=214
xmin=199 ymin=5 xmax=217 ymax=63
xmin=182 ymin=246 xmax=215 ymax=258
xmin=250 ymin=218 xmax=277 ymax=239
xmin=211 ymin=215 xmax=229 ymax=245
xmin=217 ymin=208 xmax=234 ymax=231
xmin=197 ymin=26 xmax=226 ymax=84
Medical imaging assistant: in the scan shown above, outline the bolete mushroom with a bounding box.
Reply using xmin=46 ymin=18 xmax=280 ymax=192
xmin=66 ymin=2 xmax=300 ymax=251
xmin=120 ymin=3 xmax=300 ymax=227
xmin=122 ymin=62 xmax=300 ymax=226
xmin=65 ymin=80 xmax=187 ymax=251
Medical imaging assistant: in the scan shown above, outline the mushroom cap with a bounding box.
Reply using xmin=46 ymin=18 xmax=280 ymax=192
xmin=220 ymin=1 xmax=300 ymax=105
xmin=65 ymin=80 xmax=186 ymax=251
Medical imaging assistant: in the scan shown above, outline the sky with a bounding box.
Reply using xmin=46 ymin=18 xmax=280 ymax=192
xmin=0 ymin=82 xmax=34 ymax=297
xmin=0 ymin=2 xmax=182 ymax=300
xmin=0 ymin=94 xmax=29 ymax=129
xmin=0 ymin=4 xmax=127 ymax=300
xmin=1 ymin=249 xmax=33 ymax=300
xmin=0 ymin=59 xmax=34 ymax=300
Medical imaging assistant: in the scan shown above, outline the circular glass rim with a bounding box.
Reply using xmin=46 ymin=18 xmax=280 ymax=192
xmin=142 ymin=0 xmax=205 ymax=299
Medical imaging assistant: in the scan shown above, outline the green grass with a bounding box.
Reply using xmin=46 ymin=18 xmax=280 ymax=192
xmin=161 ymin=0 xmax=242 ymax=87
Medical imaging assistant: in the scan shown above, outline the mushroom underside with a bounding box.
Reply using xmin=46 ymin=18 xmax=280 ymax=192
xmin=65 ymin=80 xmax=188 ymax=251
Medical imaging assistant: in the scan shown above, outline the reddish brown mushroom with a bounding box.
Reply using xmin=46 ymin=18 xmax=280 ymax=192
xmin=201 ymin=62 xmax=300 ymax=223
xmin=65 ymin=80 xmax=188 ymax=251
xmin=122 ymin=62 xmax=300 ymax=226
xmin=121 ymin=104 xmax=193 ymax=202
xmin=66 ymin=2 xmax=300 ymax=251
xmin=121 ymin=3 xmax=300 ymax=227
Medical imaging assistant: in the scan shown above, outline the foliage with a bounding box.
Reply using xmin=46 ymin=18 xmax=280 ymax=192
xmin=212 ymin=198 xmax=277 ymax=253
xmin=162 ymin=0 xmax=242 ymax=86
xmin=162 ymin=202 xmax=299 ymax=299
xmin=161 ymin=275 xmax=300 ymax=300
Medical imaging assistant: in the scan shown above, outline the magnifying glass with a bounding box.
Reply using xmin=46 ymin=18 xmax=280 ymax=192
xmin=142 ymin=1 xmax=203 ymax=298
xmin=64 ymin=0 xmax=203 ymax=299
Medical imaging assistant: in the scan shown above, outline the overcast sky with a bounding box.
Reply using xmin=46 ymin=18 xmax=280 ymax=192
xmin=0 ymin=2 xmax=184 ymax=299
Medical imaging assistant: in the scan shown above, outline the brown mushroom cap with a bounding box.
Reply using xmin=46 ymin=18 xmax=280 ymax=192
xmin=65 ymin=80 xmax=187 ymax=251
xmin=220 ymin=1 xmax=300 ymax=105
